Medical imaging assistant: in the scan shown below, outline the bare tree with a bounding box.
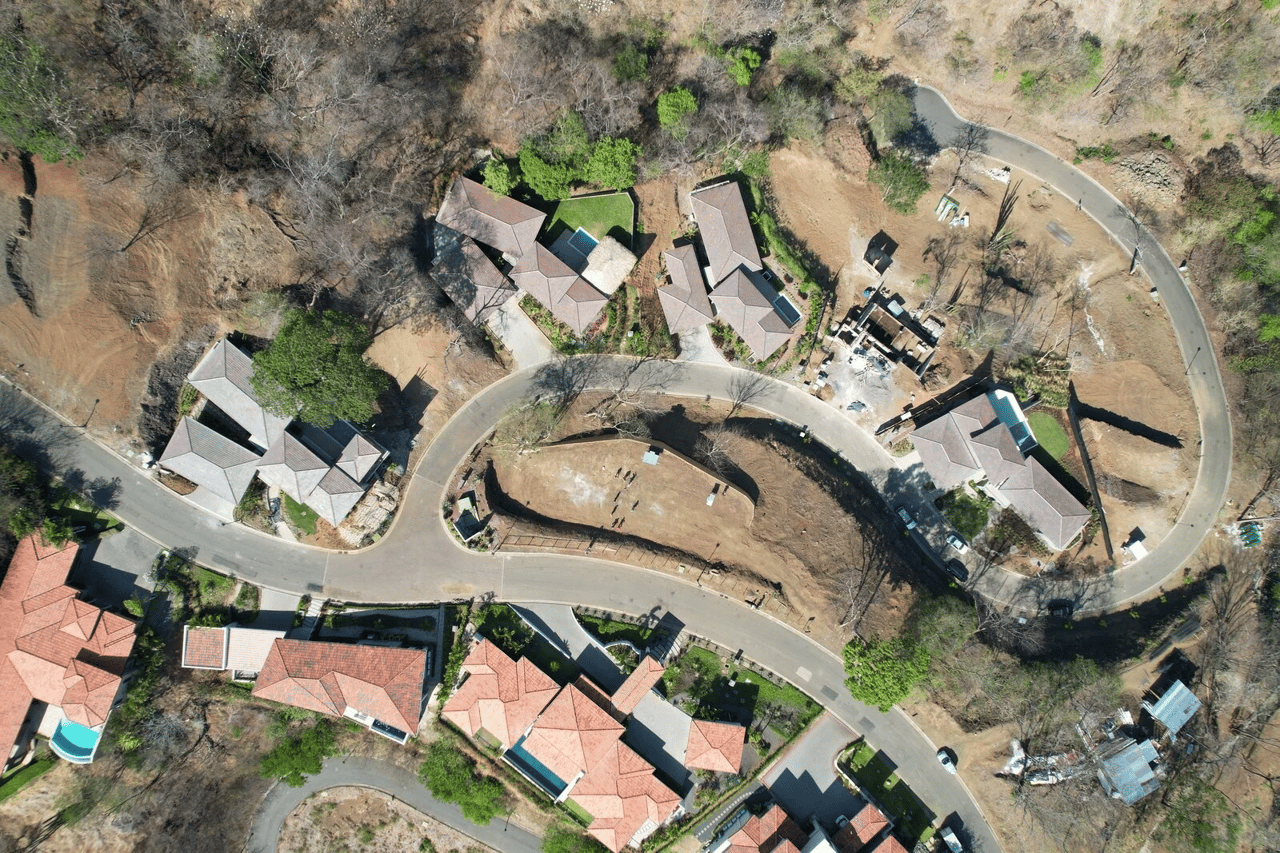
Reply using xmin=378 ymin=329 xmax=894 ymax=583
xmin=697 ymin=424 xmax=746 ymax=475
xmin=948 ymin=120 xmax=989 ymax=186
xmin=922 ymin=230 xmax=966 ymax=310
xmin=726 ymin=371 xmax=772 ymax=417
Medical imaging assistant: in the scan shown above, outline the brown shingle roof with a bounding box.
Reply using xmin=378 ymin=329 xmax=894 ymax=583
xmin=159 ymin=417 xmax=260 ymax=503
xmin=709 ymin=268 xmax=792 ymax=360
xmin=432 ymin=231 xmax=519 ymax=325
xmin=910 ymin=394 xmax=1089 ymax=550
xmin=188 ymin=339 xmax=289 ymax=448
xmin=685 ymin=719 xmax=745 ymax=773
xmin=182 ymin=626 xmax=229 ymax=669
xmin=1 ymin=535 xmax=137 ymax=757
xmin=253 ymin=639 xmax=426 ymax=734
xmin=336 ymin=432 xmax=387 ymax=483
xmin=437 ymin=176 xmax=546 ymax=260
xmin=611 ymin=656 xmax=665 ymax=717
xmin=658 ymin=245 xmax=715 ymax=334
xmin=690 ymin=182 xmax=762 ymax=283
xmin=511 ymin=244 xmax=609 ymax=335
xmin=441 ymin=639 xmax=560 ymax=747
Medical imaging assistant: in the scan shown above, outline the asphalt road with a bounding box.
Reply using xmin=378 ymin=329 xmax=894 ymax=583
xmin=243 ymin=755 xmax=541 ymax=853
xmin=913 ymin=86 xmax=1233 ymax=611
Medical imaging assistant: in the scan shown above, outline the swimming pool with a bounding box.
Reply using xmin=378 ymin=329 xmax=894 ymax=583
xmin=50 ymin=718 xmax=101 ymax=764
xmin=505 ymin=735 xmax=568 ymax=797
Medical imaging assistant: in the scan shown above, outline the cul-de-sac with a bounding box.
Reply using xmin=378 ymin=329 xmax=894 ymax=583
xmin=1 ymin=2 xmax=1278 ymax=852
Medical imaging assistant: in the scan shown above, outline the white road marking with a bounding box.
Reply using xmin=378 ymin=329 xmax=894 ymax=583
xmin=796 ymin=666 xmax=812 ymax=681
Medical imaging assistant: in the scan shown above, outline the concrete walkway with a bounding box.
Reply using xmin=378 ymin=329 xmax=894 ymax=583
xmin=245 ymin=755 xmax=541 ymax=853
xmin=486 ymin=300 xmax=556 ymax=369
xmin=676 ymin=325 xmax=733 ymax=367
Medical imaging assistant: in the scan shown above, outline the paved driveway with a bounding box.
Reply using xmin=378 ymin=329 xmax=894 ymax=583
xmin=486 ymin=300 xmax=556 ymax=369
xmin=68 ymin=527 xmax=158 ymax=610
xmin=245 ymin=755 xmax=541 ymax=853
xmin=762 ymin=714 xmax=863 ymax=833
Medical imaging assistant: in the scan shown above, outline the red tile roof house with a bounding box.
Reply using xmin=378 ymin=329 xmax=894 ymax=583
xmin=832 ymin=802 xmax=891 ymax=852
xmin=1 ymin=534 xmax=138 ymax=769
xmin=442 ymin=640 xmax=696 ymax=852
xmin=708 ymin=802 xmax=809 ymax=853
xmin=689 ymin=181 xmax=800 ymax=361
xmin=909 ymin=389 xmax=1090 ymax=550
xmin=251 ymin=639 xmax=428 ymax=744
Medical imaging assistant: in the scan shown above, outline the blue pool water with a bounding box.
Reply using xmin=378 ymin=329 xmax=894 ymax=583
xmin=506 ymin=735 xmax=568 ymax=796
xmin=50 ymin=719 xmax=100 ymax=763
xmin=568 ymin=227 xmax=599 ymax=257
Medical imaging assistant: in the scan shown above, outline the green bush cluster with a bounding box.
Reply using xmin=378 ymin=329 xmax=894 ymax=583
xmin=842 ymin=636 xmax=930 ymax=712
xmin=867 ymin=151 xmax=930 ymax=216
xmin=937 ymin=489 xmax=991 ymax=540
xmin=657 ymin=87 xmax=698 ymax=136
xmin=260 ymin=721 xmax=339 ymax=787
xmin=418 ymin=741 xmax=508 ymax=824
xmin=1002 ymin=352 xmax=1071 ymax=407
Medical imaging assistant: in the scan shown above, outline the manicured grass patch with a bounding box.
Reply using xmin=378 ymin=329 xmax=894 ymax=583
xmin=547 ymin=193 xmax=634 ymax=246
xmin=0 ymin=758 xmax=54 ymax=804
xmin=1027 ymin=410 xmax=1070 ymax=460
xmin=50 ymin=486 xmax=119 ymax=533
xmin=666 ymin=646 xmax=820 ymax=738
xmin=937 ymin=489 xmax=991 ymax=541
xmin=562 ymin=797 xmax=595 ymax=827
xmin=283 ymin=492 xmax=319 ymax=535
xmin=577 ymin=613 xmax=653 ymax=647
xmin=843 ymin=741 xmax=933 ymax=842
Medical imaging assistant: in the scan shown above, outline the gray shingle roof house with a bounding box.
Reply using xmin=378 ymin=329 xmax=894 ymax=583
xmin=159 ymin=417 xmax=259 ymax=505
xmin=188 ymin=339 xmax=290 ymax=450
xmin=1097 ymin=737 xmax=1161 ymax=804
xmin=689 ymin=181 xmax=794 ymax=360
xmin=708 ymin=268 xmax=793 ymax=361
xmin=159 ymin=340 xmax=388 ymax=527
xmin=1143 ymin=680 xmax=1201 ymax=740
xmin=511 ymin=244 xmax=609 ymax=335
xmin=430 ymin=224 xmax=518 ymax=324
xmin=657 ymin=245 xmax=714 ymax=335
xmin=437 ymin=176 xmax=545 ymax=261
xmin=910 ymin=391 xmax=1090 ymax=550
xmin=690 ymin=182 xmax=762 ymax=283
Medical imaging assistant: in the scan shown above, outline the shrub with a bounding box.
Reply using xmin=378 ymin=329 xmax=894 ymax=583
xmin=868 ymin=152 xmax=929 ymax=215
xmin=657 ymin=87 xmax=698 ymax=135
xmin=418 ymin=741 xmax=507 ymax=824
xmin=519 ymin=144 xmax=575 ymax=201
xmin=483 ymin=154 xmax=517 ymax=196
xmin=726 ymin=47 xmax=761 ymax=86
xmin=584 ymin=138 xmax=640 ymax=190
xmin=614 ymin=43 xmax=648 ymax=83
xmin=260 ymin=721 xmax=339 ymax=787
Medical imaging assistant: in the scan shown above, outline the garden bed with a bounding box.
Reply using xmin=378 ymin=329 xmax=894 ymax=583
xmin=841 ymin=741 xmax=934 ymax=843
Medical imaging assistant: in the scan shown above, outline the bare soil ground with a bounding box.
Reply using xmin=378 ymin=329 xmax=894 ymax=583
xmin=278 ymin=786 xmax=497 ymax=853
xmin=481 ymin=396 xmax=925 ymax=650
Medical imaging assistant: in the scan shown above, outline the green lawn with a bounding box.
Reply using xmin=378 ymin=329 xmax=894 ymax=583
xmin=844 ymin=742 xmax=934 ymax=842
xmin=51 ymin=486 xmax=120 ymax=534
xmin=0 ymin=758 xmax=54 ymax=804
xmin=577 ymin=613 xmax=653 ymax=648
xmin=668 ymin=646 xmax=821 ymax=737
xmin=283 ymin=493 xmax=319 ymax=535
xmin=546 ymin=193 xmax=634 ymax=247
xmin=1027 ymin=410 xmax=1071 ymax=460
xmin=937 ymin=489 xmax=991 ymax=540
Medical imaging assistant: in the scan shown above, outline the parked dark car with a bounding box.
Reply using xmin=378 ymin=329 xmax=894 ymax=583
xmin=1048 ymin=599 xmax=1074 ymax=619
xmin=895 ymin=505 xmax=918 ymax=530
xmin=944 ymin=559 xmax=969 ymax=582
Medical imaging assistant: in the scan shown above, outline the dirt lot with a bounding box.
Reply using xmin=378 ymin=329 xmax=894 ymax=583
xmin=279 ymin=786 xmax=496 ymax=853
xmin=482 ymin=397 xmax=924 ymax=649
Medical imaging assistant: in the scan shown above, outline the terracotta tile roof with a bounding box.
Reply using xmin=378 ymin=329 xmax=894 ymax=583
xmin=511 ymin=244 xmax=609 ymax=335
xmin=611 ymin=656 xmax=665 ymax=717
xmin=690 ymin=182 xmax=762 ymax=283
xmin=708 ymin=268 xmax=792 ymax=361
xmin=658 ymin=245 xmax=715 ymax=334
xmin=910 ymin=394 xmax=1089 ymax=549
xmin=441 ymin=639 xmax=559 ymax=747
xmin=685 ymin=719 xmax=745 ymax=773
xmin=253 ymin=639 xmax=426 ymax=734
xmin=187 ymin=339 xmax=289 ymax=448
xmin=182 ymin=626 xmax=229 ymax=669
xmin=521 ymin=683 xmax=625 ymax=785
xmin=1 ymin=535 xmax=137 ymax=758
xmin=437 ymin=176 xmax=546 ymax=260
xmin=833 ymin=802 xmax=889 ymax=851
xmin=159 ymin=417 xmax=260 ymax=503
xmin=575 ymin=674 xmax=619 ymax=718
xmin=866 ymin=835 xmax=909 ymax=853
xmin=569 ymin=740 xmax=682 ymax=853
xmin=724 ymin=803 xmax=808 ymax=853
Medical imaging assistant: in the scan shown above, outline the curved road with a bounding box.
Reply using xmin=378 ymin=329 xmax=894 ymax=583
xmin=913 ymin=86 xmax=1233 ymax=609
xmin=4 ymin=89 xmax=1232 ymax=853
xmin=244 ymin=755 xmax=541 ymax=853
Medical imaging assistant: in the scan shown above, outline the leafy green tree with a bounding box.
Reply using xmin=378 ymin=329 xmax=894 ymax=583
xmin=868 ymin=89 xmax=913 ymax=148
xmin=0 ymin=34 xmax=79 ymax=162
xmin=842 ymin=636 xmax=930 ymax=712
xmin=614 ymin=44 xmax=648 ymax=83
xmin=835 ymin=65 xmax=883 ymax=104
xmin=0 ymin=447 xmax=47 ymax=539
xmin=483 ymin=154 xmax=517 ymax=196
xmin=259 ymin=722 xmax=338 ymax=787
xmin=418 ymin=741 xmax=508 ymax=824
xmin=538 ymin=111 xmax=592 ymax=168
xmin=41 ymin=514 xmax=75 ymax=546
xmin=726 ymin=47 xmax=761 ymax=87
xmin=543 ymin=825 xmax=610 ymax=853
xmin=518 ymin=143 xmax=575 ymax=201
xmin=584 ymin=138 xmax=639 ymax=190
xmin=250 ymin=309 xmax=388 ymax=427
xmin=868 ymin=152 xmax=930 ymax=215
xmin=657 ymin=87 xmax=698 ymax=138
